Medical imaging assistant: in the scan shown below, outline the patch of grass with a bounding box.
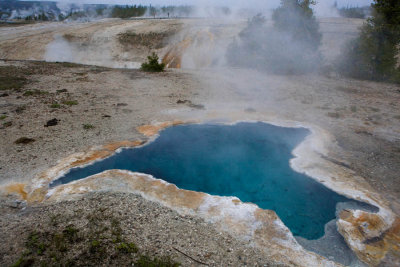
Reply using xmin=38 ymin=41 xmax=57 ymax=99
xmin=74 ymin=72 xmax=87 ymax=76
xmin=62 ymin=100 xmax=78 ymax=106
xmin=0 ymin=76 xmax=27 ymax=91
xmin=11 ymin=214 xmax=181 ymax=267
xmin=53 ymin=233 xmax=67 ymax=252
xmin=56 ymin=89 xmax=68 ymax=93
xmin=370 ymin=107 xmax=380 ymax=112
xmin=25 ymin=231 xmax=47 ymax=255
xmin=0 ymin=21 xmax=35 ymax=27
xmin=89 ymin=240 xmax=101 ymax=254
xmin=63 ymin=225 xmax=79 ymax=242
xmin=26 ymin=232 xmax=40 ymax=248
xmin=83 ymin=124 xmax=95 ymax=130
xmin=135 ymin=255 xmax=180 ymax=267
xmin=0 ymin=66 xmax=34 ymax=91
xmin=37 ymin=243 xmax=46 ymax=255
xmin=11 ymin=257 xmax=34 ymax=267
xmin=14 ymin=137 xmax=35 ymax=144
xmin=111 ymin=218 xmax=123 ymax=243
xmin=116 ymin=242 xmax=138 ymax=253
xmin=56 ymin=62 xmax=82 ymax=68
xmin=23 ymin=89 xmax=48 ymax=96
xmin=50 ymin=103 xmax=61 ymax=109
xmin=350 ymin=106 xmax=357 ymax=113
xmin=118 ymin=31 xmax=173 ymax=49
xmin=394 ymin=115 xmax=400 ymax=120
xmin=0 ymin=115 xmax=6 ymax=120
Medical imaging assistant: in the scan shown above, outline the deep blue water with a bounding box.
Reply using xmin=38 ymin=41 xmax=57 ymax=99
xmin=51 ymin=122 xmax=357 ymax=240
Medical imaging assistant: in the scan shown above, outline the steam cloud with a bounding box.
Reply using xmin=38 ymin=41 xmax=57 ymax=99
xmin=47 ymin=0 xmax=373 ymax=17
xmin=37 ymin=0 xmax=372 ymax=69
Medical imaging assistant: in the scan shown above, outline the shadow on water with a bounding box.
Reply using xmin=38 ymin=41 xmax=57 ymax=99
xmin=51 ymin=122 xmax=378 ymax=243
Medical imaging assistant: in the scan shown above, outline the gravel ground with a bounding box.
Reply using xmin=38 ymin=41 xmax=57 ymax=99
xmin=0 ymin=60 xmax=199 ymax=185
xmin=0 ymin=191 xmax=284 ymax=267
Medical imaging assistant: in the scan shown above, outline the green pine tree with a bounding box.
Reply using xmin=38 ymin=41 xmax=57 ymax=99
xmin=338 ymin=0 xmax=400 ymax=82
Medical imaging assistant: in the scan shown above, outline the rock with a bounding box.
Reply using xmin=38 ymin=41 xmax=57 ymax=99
xmin=0 ymin=93 xmax=9 ymax=97
xmin=14 ymin=137 xmax=35 ymax=144
xmin=337 ymin=210 xmax=400 ymax=266
xmin=15 ymin=106 xmax=25 ymax=114
xmin=6 ymin=200 xmax=26 ymax=209
xmin=176 ymin=99 xmax=205 ymax=109
xmin=45 ymin=118 xmax=59 ymax=127
xmin=188 ymin=103 xmax=205 ymax=109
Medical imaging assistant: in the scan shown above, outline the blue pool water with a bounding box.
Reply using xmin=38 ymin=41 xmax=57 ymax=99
xmin=51 ymin=122 xmax=359 ymax=240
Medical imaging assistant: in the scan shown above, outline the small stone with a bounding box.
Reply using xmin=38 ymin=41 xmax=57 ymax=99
xmin=44 ymin=118 xmax=59 ymax=127
xmin=7 ymin=201 xmax=20 ymax=208
xmin=14 ymin=137 xmax=35 ymax=144
xmin=3 ymin=121 xmax=12 ymax=128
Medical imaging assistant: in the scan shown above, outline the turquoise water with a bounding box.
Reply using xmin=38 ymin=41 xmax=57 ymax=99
xmin=51 ymin=122 xmax=358 ymax=240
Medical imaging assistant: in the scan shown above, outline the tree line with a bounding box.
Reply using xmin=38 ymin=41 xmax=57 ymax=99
xmin=227 ymin=0 xmax=400 ymax=83
xmin=111 ymin=5 xmax=147 ymax=19
xmin=339 ymin=0 xmax=400 ymax=83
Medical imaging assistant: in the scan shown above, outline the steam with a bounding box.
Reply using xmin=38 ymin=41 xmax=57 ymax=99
xmin=38 ymin=0 xmax=372 ymax=69
xmin=1 ymin=1 xmax=372 ymax=21
xmin=45 ymin=35 xmax=141 ymax=68
xmin=49 ymin=0 xmax=372 ymax=17
xmin=6 ymin=3 xmax=61 ymax=20
xmin=45 ymin=36 xmax=74 ymax=63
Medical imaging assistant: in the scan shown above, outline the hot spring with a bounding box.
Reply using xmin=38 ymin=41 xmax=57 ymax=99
xmin=51 ymin=122 xmax=369 ymax=240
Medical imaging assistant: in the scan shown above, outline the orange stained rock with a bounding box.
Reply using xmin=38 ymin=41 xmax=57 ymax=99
xmin=3 ymin=183 xmax=27 ymax=200
xmin=163 ymin=50 xmax=182 ymax=69
xmin=162 ymin=37 xmax=193 ymax=69
xmin=352 ymin=212 xmax=386 ymax=236
xmin=71 ymin=140 xmax=144 ymax=168
xmin=102 ymin=140 xmax=144 ymax=151
xmin=46 ymin=170 xmax=205 ymax=210
xmin=163 ymin=30 xmax=215 ymax=69
xmin=119 ymin=171 xmax=204 ymax=210
xmin=17 ymin=140 xmax=146 ymax=204
xmin=27 ymin=187 xmax=48 ymax=203
xmin=137 ymin=121 xmax=185 ymax=137
xmin=254 ymin=208 xmax=289 ymax=241
xmin=70 ymin=150 xmax=111 ymax=168
xmin=338 ymin=210 xmax=400 ymax=266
